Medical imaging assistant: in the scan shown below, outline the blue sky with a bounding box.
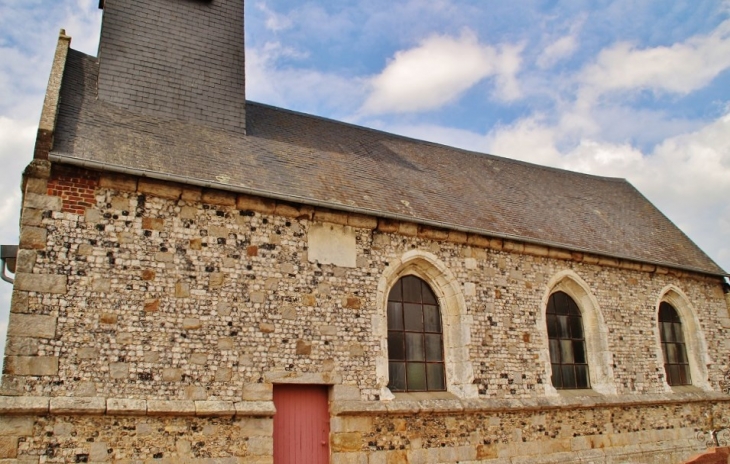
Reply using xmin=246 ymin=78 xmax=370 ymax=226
xmin=0 ymin=0 xmax=729 ymax=355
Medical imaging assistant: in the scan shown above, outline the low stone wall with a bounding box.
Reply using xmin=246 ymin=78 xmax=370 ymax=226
xmin=0 ymin=394 xmax=727 ymax=463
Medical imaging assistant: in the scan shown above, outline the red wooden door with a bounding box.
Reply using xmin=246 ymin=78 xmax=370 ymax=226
xmin=273 ymin=385 xmax=330 ymax=464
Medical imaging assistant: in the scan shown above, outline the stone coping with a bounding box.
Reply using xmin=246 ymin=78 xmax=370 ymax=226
xmin=0 ymin=391 xmax=726 ymax=417
xmin=0 ymin=396 xmax=275 ymax=417
xmin=331 ymin=390 xmax=730 ymax=416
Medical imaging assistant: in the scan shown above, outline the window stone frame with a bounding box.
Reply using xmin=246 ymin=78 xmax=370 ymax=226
xmin=539 ymin=270 xmax=617 ymax=396
xmin=654 ymin=285 xmax=711 ymax=391
xmin=375 ymin=250 xmax=478 ymax=400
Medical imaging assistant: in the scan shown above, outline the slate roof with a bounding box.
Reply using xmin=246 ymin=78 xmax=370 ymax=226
xmin=50 ymin=49 xmax=727 ymax=277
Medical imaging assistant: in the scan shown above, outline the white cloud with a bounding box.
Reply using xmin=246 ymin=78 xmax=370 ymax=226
xmin=579 ymin=19 xmax=730 ymax=99
xmin=256 ymin=2 xmax=293 ymax=32
xmin=537 ymin=35 xmax=578 ymax=69
xmin=246 ymin=42 xmax=366 ymax=117
xmin=360 ymin=30 xmax=523 ymax=115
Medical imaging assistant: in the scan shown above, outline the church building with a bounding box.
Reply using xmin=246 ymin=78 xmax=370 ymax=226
xmin=1 ymin=1 xmax=729 ymax=462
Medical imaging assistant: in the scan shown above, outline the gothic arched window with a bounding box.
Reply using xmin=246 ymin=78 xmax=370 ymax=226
xmin=658 ymin=302 xmax=691 ymax=386
xmin=546 ymin=291 xmax=590 ymax=389
xmin=387 ymin=275 xmax=445 ymax=392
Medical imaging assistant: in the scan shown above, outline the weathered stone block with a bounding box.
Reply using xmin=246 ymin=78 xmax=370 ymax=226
xmin=234 ymin=401 xmax=276 ymax=416
xmin=156 ymin=251 xmax=175 ymax=262
xmin=180 ymin=205 xmax=198 ymax=219
xmin=107 ymin=398 xmax=147 ymax=415
xmin=190 ymin=353 xmax=208 ymax=365
xmin=195 ymin=401 xmax=235 ymax=416
xmin=398 ymin=222 xmax=418 ymax=237
xmin=49 ymin=397 xmax=106 ymax=414
xmin=215 ymin=301 xmax=231 ymax=316
xmin=99 ymin=313 xmax=119 ymax=324
xmin=20 ymin=207 xmax=43 ymax=226
xmin=89 ymin=441 xmax=110 ymax=462
xmin=162 ymin=368 xmax=182 ymax=382
xmin=347 ymin=213 xmax=377 ymax=229
xmin=274 ymin=203 xmax=301 ymax=218
xmin=209 ymin=272 xmax=225 ymax=288
xmin=175 ymin=282 xmax=190 ymax=298
xmin=259 ymin=323 xmax=275 ymax=333
xmin=418 ymin=226 xmax=448 ymax=241
xmin=184 ymin=386 xmax=207 ymax=401
xmin=332 ymin=432 xmax=362 ymax=453
xmin=215 ymin=367 xmax=232 ymax=382
xmin=9 ymin=291 xmax=29 ymax=314
xmin=183 ymin=318 xmax=201 ymax=329
xmin=343 ymin=297 xmax=361 ymax=309
xmin=466 ymin=234 xmax=490 ymax=248
xmin=14 ymin=273 xmax=67 ymax=294
xmin=113 ymin=232 xmax=133 ymax=245
xmin=15 ymin=249 xmax=37 ymax=274
xmin=109 ymin=362 xmax=129 ymax=379
xmin=24 ymin=193 xmax=61 ymax=211
xmin=242 ymin=383 xmax=273 ymax=401
xmin=77 ymin=347 xmax=99 ymax=359
xmin=443 ymin=230 xmax=467 ymax=244
xmin=314 ymin=209 xmax=349 ymax=225
xmin=0 ymin=397 xmax=48 ymax=415
xmin=5 ymin=337 xmax=39 ymax=356
xmin=147 ymin=400 xmax=196 ymax=416
xmin=19 ymin=226 xmax=47 ymax=250
xmin=137 ymin=178 xmax=182 ymax=199
xmin=116 ymin=332 xmax=134 ymax=344
xmin=250 ymin=292 xmax=266 ymax=303
xmin=144 ymin=299 xmax=160 ymax=312
xmin=202 ymin=189 xmax=236 ymax=206
xmin=181 ymin=186 xmax=202 ymax=201
xmin=0 ymin=417 xmax=33 ymax=436
xmin=24 ymin=177 xmax=47 ymax=195
xmin=142 ymin=217 xmax=164 ymax=230
xmin=247 ymin=436 xmax=274 ymax=456
xmin=77 ymin=243 xmax=94 ymax=256
xmin=208 ymin=225 xmax=229 ymax=238
xmin=99 ymin=173 xmax=137 ymax=192
xmin=8 ymin=313 xmax=57 ymax=339
xmin=143 ymin=351 xmax=160 ymax=363
xmin=93 ymin=278 xmax=112 ymax=292
xmin=236 ymin=194 xmax=276 ymax=214
xmin=308 ymin=223 xmax=356 ymax=268
xmin=218 ymin=337 xmax=234 ymax=350
xmin=85 ymin=208 xmax=101 ymax=223
xmin=296 ymin=340 xmax=312 ymax=355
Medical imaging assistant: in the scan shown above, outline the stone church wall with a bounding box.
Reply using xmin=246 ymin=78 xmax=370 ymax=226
xmin=2 ymin=160 xmax=729 ymax=463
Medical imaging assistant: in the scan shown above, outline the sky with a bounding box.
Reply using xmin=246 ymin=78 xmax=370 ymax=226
xmin=0 ymin=0 xmax=729 ymax=357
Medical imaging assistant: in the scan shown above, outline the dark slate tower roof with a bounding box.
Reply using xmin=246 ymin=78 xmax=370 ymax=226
xmin=44 ymin=0 xmax=727 ymax=277
xmin=97 ymin=0 xmax=246 ymax=133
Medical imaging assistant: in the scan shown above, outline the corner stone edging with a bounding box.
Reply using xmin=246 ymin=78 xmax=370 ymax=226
xmin=0 ymin=396 xmax=275 ymax=417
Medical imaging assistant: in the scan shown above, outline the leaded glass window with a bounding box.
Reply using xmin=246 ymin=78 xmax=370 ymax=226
xmin=659 ymin=302 xmax=691 ymax=386
xmin=546 ymin=291 xmax=590 ymax=389
xmin=387 ymin=275 xmax=446 ymax=392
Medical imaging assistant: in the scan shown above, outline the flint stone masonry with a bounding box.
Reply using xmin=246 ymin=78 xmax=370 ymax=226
xmin=7 ymin=167 xmax=729 ymax=402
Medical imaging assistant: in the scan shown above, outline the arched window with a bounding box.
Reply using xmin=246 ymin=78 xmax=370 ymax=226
xmin=658 ymin=302 xmax=691 ymax=386
xmin=546 ymin=291 xmax=590 ymax=389
xmin=387 ymin=275 xmax=445 ymax=392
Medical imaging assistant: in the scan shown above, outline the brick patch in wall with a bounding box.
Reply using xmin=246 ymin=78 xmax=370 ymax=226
xmin=46 ymin=165 xmax=99 ymax=214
